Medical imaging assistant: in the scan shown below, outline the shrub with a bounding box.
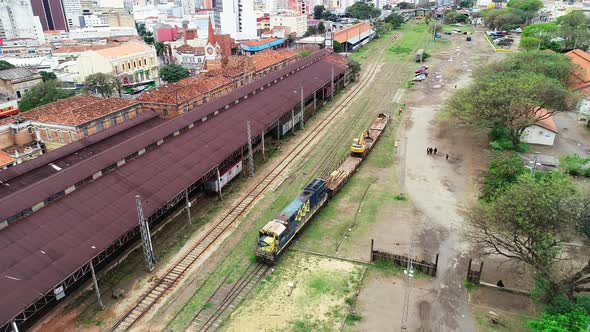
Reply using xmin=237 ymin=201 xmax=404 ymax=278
xmin=559 ymin=154 xmax=590 ymax=176
xmin=546 ymin=294 xmax=573 ymax=315
xmin=576 ymin=296 xmax=590 ymax=315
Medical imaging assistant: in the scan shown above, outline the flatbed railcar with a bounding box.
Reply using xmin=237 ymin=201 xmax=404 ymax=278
xmin=255 ymin=113 xmax=389 ymax=264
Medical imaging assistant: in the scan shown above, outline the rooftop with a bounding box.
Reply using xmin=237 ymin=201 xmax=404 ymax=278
xmin=22 ymin=95 xmax=137 ymax=126
xmin=241 ymin=37 xmax=280 ymax=47
xmin=565 ymin=49 xmax=590 ymax=93
xmin=138 ymin=74 xmax=231 ymax=104
xmin=54 ymin=44 xmax=117 ymax=54
xmin=250 ymin=49 xmax=298 ymax=71
xmin=0 ymin=150 xmax=15 ymax=167
xmin=334 ymin=22 xmax=374 ymax=43
xmin=532 ymin=107 xmax=558 ymax=133
xmin=92 ymin=40 xmax=153 ymax=59
xmin=175 ymin=44 xmax=205 ymax=55
xmin=0 ymin=68 xmax=40 ymax=81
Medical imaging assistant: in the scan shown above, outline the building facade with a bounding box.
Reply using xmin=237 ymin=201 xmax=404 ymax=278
xmin=214 ymin=0 xmax=257 ymax=40
xmin=0 ymin=0 xmax=46 ymax=43
xmin=62 ymin=0 xmax=82 ymax=28
xmin=0 ymin=68 xmax=43 ymax=100
xmin=173 ymin=44 xmax=206 ymax=72
xmin=31 ymin=0 xmax=69 ymax=31
xmin=76 ymin=40 xmax=159 ymax=84
xmin=269 ymin=14 xmax=306 ymax=36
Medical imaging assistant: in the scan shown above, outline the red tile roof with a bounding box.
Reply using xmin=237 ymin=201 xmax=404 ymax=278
xmin=22 ymin=95 xmax=137 ymax=126
xmin=334 ymin=22 xmax=373 ymax=43
xmin=565 ymin=49 xmax=590 ymax=93
xmin=250 ymin=49 xmax=298 ymax=71
xmin=175 ymin=44 xmax=205 ymax=54
xmin=138 ymin=75 xmax=232 ymax=104
xmin=241 ymin=37 xmax=280 ymax=47
xmin=532 ymin=107 xmax=558 ymax=133
xmin=0 ymin=150 xmax=14 ymax=167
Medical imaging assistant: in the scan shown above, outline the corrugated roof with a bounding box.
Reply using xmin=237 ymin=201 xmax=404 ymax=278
xmin=334 ymin=22 xmax=373 ymax=43
xmin=0 ymin=68 xmax=40 ymax=81
xmin=22 ymin=96 xmax=137 ymax=126
xmin=0 ymin=50 xmax=348 ymax=326
xmin=241 ymin=37 xmax=279 ymax=47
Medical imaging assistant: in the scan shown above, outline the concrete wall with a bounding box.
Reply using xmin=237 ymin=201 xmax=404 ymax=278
xmin=520 ymin=125 xmax=556 ymax=146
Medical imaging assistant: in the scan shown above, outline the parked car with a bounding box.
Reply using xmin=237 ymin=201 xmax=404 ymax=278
xmin=416 ymin=67 xmax=427 ymax=74
xmin=413 ymin=74 xmax=427 ymax=81
xmin=494 ymin=38 xmax=514 ymax=46
xmin=511 ymin=28 xmax=522 ymax=33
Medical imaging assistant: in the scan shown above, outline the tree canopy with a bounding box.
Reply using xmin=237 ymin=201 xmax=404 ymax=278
xmin=159 ymin=64 xmax=190 ymax=83
xmin=0 ymin=60 xmax=15 ymax=71
xmin=480 ymin=151 xmax=527 ymax=201
xmin=313 ymin=5 xmax=325 ymax=19
xmin=384 ymin=13 xmax=405 ymax=29
xmin=84 ymin=73 xmax=123 ymax=98
xmin=346 ymin=2 xmax=381 ymax=19
xmin=480 ymin=8 xmax=527 ymax=30
xmin=444 ymin=11 xmax=469 ymax=24
xmin=459 ymin=0 xmax=473 ymax=7
xmin=478 ymin=50 xmax=574 ymax=83
xmin=18 ymin=80 xmax=73 ymax=112
xmin=528 ymin=307 xmax=590 ymax=331
xmin=39 ymin=71 xmax=57 ymax=82
xmin=397 ymin=2 xmax=414 ymax=9
xmin=520 ymin=12 xmax=590 ymax=51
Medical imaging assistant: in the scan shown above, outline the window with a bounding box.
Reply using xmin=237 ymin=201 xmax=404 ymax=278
xmin=110 ymin=117 xmax=117 ymax=126
xmin=133 ymin=61 xmax=136 ymax=68
xmin=202 ymin=96 xmax=207 ymax=104
xmin=82 ymin=128 xmax=88 ymax=137
xmin=45 ymin=129 xmax=52 ymax=141
xmin=163 ymin=109 xmax=169 ymax=116
xmin=96 ymin=122 xmax=104 ymax=131
xmin=143 ymin=59 xmax=147 ymax=65
xmin=16 ymin=91 xmax=21 ymax=98
xmin=123 ymin=111 xmax=129 ymax=120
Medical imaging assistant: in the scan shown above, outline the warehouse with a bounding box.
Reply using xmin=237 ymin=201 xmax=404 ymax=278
xmin=0 ymin=49 xmax=349 ymax=331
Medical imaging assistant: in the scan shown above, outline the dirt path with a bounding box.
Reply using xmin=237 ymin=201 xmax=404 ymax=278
xmin=396 ymin=31 xmax=505 ymax=330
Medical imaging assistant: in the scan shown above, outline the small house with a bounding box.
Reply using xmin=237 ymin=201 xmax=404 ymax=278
xmin=520 ymin=108 xmax=558 ymax=146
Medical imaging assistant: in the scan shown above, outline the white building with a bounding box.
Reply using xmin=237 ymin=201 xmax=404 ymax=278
xmin=520 ymin=109 xmax=558 ymax=146
xmin=214 ymin=0 xmax=257 ymax=40
xmin=0 ymin=0 xmax=45 ymax=44
xmin=270 ymin=14 xmax=306 ymax=36
xmin=63 ymin=0 xmax=83 ymax=28
xmin=173 ymin=44 xmax=205 ymax=72
xmin=182 ymin=0 xmax=196 ymax=15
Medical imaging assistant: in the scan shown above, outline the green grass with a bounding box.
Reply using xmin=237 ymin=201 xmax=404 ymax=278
xmin=202 ymin=302 xmax=213 ymax=310
xmin=306 ymin=271 xmax=352 ymax=297
xmin=464 ymin=279 xmax=477 ymax=293
xmin=345 ymin=313 xmax=363 ymax=325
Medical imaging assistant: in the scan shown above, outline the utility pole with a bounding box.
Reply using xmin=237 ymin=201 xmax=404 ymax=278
xmin=246 ymin=121 xmax=254 ymax=176
xmin=136 ymin=195 xmax=155 ymax=271
xmin=261 ymin=130 xmax=266 ymax=161
xmin=291 ymin=108 xmax=295 ymax=135
xmin=185 ymin=189 xmax=191 ymax=225
xmin=299 ymin=86 xmax=304 ymax=130
xmin=216 ymin=167 xmax=223 ymax=199
xmin=400 ymin=136 xmax=408 ymax=196
xmin=401 ymin=242 xmax=414 ymax=331
xmin=90 ymin=260 xmax=105 ymax=310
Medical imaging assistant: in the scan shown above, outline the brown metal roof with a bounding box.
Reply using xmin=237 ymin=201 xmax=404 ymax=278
xmin=0 ymin=50 xmax=347 ymax=326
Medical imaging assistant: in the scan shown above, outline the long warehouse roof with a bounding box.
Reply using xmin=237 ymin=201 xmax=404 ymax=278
xmin=0 ymin=50 xmax=348 ymax=325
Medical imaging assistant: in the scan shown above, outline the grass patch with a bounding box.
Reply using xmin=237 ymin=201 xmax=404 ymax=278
xmin=202 ymin=302 xmax=213 ymax=310
xmin=393 ymin=194 xmax=407 ymax=201
xmin=464 ymin=280 xmax=477 ymax=293
xmin=307 ymin=271 xmax=352 ymax=297
xmin=345 ymin=313 xmax=363 ymax=325
xmin=388 ymin=45 xmax=413 ymax=54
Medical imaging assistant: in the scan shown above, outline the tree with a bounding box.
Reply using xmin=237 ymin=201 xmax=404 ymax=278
xmin=84 ymin=73 xmax=122 ymax=97
xmin=348 ymin=59 xmax=361 ymax=82
xmin=519 ymin=36 xmax=541 ymax=51
xmin=304 ymin=25 xmax=318 ymax=37
xmin=479 ymin=51 xmax=574 ymax=84
xmin=143 ymin=31 xmax=155 ymax=45
xmin=459 ymin=0 xmax=473 ymax=7
xmin=313 ymin=5 xmax=325 ymax=19
xmin=159 ymin=64 xmax=190 ymax=83
xmin=346 ymin=2 xmax=381 ymax=20
xmin=463 ymin=172 xmax=588 ymax=299
xmin=447 ymin=71 xmax=573 ymax=146
xmin=522 ymin=22 xmax=561 ymax=51
xmin=507 ymin=0 xmax=543 ymax=24
xmin=333 ymin=40 xmax=343 ymax=53
xmin=480 ymin=151 xmax=526 ymax=201
xmin=384 ymin=13 xmax=405 ymax=29
xmin=39 ymin=71 xmax=57 ymax=82
xmin=155 ymin=42 xmax=165 ymax=57
xmin=397 ymin=2 xmax=414 ymax=9
xmin=557 ymin=11 xmax=590 ymax=51
xmin=383 ymin=4 xmax=392 ymax=10
xmin=480 ymin=8 xmax=526 ymax=30
xmin=528 ymin=308 xmax=590 ymax=331
xmin=18 ymin=80 xmax=73 ymax=112
xmin=322 ymin=11 xmax=338 ymax=21
xmin=317 ymin=21 xmax=326 ymax=34
xmin=0 ymin=60 xmax=15 ymax=70
xmin=444 ymin=11 xmax=469 ymax=24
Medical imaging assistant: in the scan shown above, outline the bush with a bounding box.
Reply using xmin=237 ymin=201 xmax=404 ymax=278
xmin=546 ymin=294 xmax=574 ymax=315
xmin=576 ymin=296 xmax=590 ymax=315
xmin=488 ymin=127 xmax=528 ymax=152
xmin=559 ymin=154 xmax=590 ymax=176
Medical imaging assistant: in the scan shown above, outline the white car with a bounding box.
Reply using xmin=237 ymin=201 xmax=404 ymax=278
xmin=413 ymin=74 xmax=427 ymax=81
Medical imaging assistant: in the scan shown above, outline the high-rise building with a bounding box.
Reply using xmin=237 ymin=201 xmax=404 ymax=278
xmin=31 ymin=0 xmax=69 ymax=31
xmin=214 ymin=0 xmax=256 ymax=40
xmin=182 ymin=0 xmax=195 ymax=15
xmin=62 ymin=0 xmax=82 ymax=28
xmin=0 ymin=0 xmax=46 ymax=43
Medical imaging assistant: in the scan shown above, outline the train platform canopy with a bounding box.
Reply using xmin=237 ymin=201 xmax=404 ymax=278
xmin=0 ymin=49 xmax=348 ymax=327
xmin=240 ymin=38 xmax=285 ymax=53
xmin=334 ymin=22 xmax=375 ymax=50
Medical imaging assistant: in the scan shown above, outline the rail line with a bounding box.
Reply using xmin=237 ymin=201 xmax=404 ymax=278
xmin=110 ymin=41 xmax=388 ymax=332
xmin=185 ymin=263 xmax=269 ymax=331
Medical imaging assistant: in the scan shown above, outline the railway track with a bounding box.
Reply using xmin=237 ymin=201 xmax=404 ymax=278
xmin=185 ymin=263 xmax=270 ymax=332
xmin=110 ymin=42 xmax=390 ymax=332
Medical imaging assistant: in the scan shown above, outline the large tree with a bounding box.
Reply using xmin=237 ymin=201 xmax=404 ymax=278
xmin=447 ymin=71 xmax=573 ymax=146
xmin=480 ymin=151 xmax=526 ymax=201
xmin=0 ymin=60 xmax=15 ymax=70
xmin=384 ymin=13 xmax=405 ymax=29
xmin=159 ymin=64 xmax=190 ymax=83
xmin=521 ymin=22 xmax=560 ymax=51
xmin=18 ymin=80 xmax=73 ymax=112
xmin=84 ymin=73 xmax=122 ymax=97
xmin=557 ymin=11 xmax=590 ymax=51
xmin=39 ymin=71 xmax=57 ymax=82
xmin=346 ymin=2 xmax=381 ymax=19
xmin=464 ymin=172 xmax=590 ymax=299
xmin=313 ymin=5 xmax=325 ymax=19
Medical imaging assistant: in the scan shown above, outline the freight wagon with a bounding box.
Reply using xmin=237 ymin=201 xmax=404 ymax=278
xmin=255 ymin=113 xmax=388 ymax=264
xmin=255 ymin=179 xmax=327 ymax=264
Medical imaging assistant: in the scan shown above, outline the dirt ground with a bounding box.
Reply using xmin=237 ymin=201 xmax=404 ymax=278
xmin=223 ymin=252 xmax=364 ymax=331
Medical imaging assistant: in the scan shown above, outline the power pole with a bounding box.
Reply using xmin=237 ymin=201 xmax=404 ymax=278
xmin=401 ymin=242 xmax=414 ymax=331
xmin=185 ymin=189 xmax=191 ymax=225
xmin=299 ymin=86 xmax=305 ymax=130
xmin=90 ymin=260 xmax=105 ymax=310
xmin=291 ymin=108 xmax=295 ymax=135
xmin=261 ymin=130 xmax=266 ymax=161
xmin=136 ymin=195 xmax=155 ymax=271
xmin=216 ymin=167 xmax=223 ymax=199
xmin=331 ymin=66 xmax=335 ymax=99
xmin=246 ymin=121 xmax=254 ymax=176
xmin=400 ymin=136 xmax=408 ymax=196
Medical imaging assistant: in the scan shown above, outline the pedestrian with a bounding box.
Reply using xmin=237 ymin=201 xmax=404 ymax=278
xmin=434 ymin=147 xmax=437 ymax=155
xmin=428 ymin=147 xmax=432 ymax=155
xmin=399 ymin=108 xmax=403 ymax=115
xmin=446 ymin=153 xmax=449 ymax=161
xmin=454 ymin=84 xmax=457 ymax=88
xmin=497 ymin=280 xmax=505 ymax=288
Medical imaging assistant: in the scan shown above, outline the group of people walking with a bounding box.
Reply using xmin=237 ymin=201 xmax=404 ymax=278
xmin=427 ymin=147 xmax=450 ymax=161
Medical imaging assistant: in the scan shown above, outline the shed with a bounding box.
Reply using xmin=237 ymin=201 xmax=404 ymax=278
xmin=520 ymin=108 xmax=558 ymax=146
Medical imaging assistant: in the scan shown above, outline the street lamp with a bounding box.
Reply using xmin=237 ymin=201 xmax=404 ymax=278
xmin=529 ymin=151 xmax=541 ymax=173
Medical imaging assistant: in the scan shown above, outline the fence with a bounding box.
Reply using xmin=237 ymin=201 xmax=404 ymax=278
xmin=369 ymin=239 xmax=438 ymax=277
xmin=466 ymin=258 xmax=484 ymax=285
